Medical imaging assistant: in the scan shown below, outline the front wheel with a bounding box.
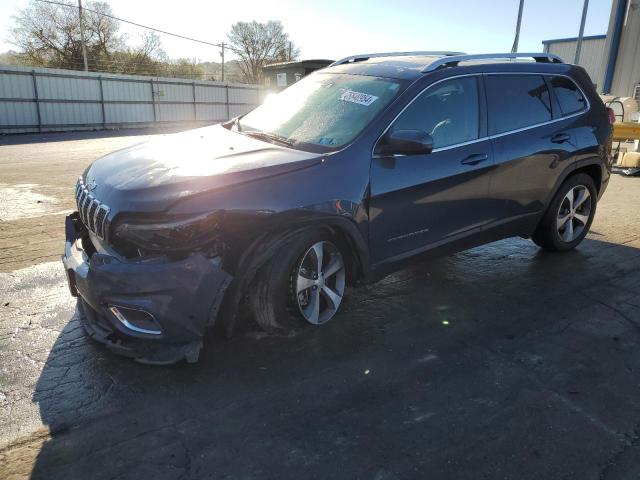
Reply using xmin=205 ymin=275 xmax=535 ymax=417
xmin=532 ymin=173 xmax=597 ymax=252
xmin=251 ymin=229 xmax=347 ymax=333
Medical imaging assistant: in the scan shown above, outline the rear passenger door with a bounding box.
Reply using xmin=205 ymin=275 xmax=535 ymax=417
xmin=485 ymin=73 xmax=578 ymax=230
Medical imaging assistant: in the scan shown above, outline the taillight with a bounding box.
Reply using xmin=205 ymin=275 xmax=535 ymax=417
xmin=607 ymin=107 xmax=616 ymax=124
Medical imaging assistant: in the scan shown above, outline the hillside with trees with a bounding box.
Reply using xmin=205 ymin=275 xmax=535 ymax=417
xmin=2 ymin=0 xmax=299 ymax=84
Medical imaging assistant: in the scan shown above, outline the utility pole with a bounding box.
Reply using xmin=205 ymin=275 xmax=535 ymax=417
xmin=511 ymin=0 xmax=525 ymax=53
xmin=78 ymin=0 xmax=89 ymax=71
xmin=288 ymin=41 xmax=292 ymax=61
xmin=574 ymin=0 xmax=590 ymax=64
xmin=220 ymin=42 xmax=225 ymax=82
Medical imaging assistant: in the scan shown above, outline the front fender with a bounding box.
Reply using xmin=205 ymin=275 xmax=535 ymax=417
xmin=212 ymin=209 xmax=372 ymax=337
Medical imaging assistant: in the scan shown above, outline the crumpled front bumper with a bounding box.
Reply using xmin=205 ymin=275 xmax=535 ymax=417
xmin=61 ymin=213 xmax=232 ymax=364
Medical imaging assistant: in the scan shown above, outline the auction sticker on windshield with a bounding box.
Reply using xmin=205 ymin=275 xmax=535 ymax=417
xmin=340 ymin=90 xmax=379 ymax=106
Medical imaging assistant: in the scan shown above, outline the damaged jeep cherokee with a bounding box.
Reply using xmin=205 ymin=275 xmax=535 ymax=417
xmin=63 ymin=52 xmax=612 ymax=364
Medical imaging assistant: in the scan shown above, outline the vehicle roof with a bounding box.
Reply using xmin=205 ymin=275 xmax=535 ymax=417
xmin=323 ymin=53 xmax=573 ymax=81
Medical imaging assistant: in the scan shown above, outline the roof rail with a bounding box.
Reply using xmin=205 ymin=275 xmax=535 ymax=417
xmin=329 ymin=51 xmax=466 ymax=67
xmin=422 ymin=53 xmax=564 ymax=72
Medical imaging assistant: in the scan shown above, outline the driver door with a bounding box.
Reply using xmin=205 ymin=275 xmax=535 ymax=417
xmin=369 ymin=75 xmax=495 ymax=264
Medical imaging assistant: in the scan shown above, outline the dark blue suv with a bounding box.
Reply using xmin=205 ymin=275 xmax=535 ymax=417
xmin=62 ymin=52 xmax=613 ymax=364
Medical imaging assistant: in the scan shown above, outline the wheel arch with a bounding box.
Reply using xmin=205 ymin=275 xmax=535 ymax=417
xmin=545 ymin=157 xmax=604 ymax=210
xmin=531 ymin=167 xmax=598 ymax=251
xmin=573 ymin=163 xmax=603 ymax=194
xmin=320 ymin=218 xmax=371 ymax=285
xmin=216 ymin=214 xmax=371 ymax=337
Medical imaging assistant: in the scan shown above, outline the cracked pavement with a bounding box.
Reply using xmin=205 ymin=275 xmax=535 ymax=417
xmin=1 ymin=130 xmax=640 ymax=479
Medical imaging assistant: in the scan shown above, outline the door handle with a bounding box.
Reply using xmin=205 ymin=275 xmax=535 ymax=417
xmin=460 ymin=153 xmax=489 ymax=166
xmin=551 ymin=133 xmax=570 ymax=144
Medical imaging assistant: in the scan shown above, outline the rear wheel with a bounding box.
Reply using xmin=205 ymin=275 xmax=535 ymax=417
xmin=532 ymin=173 xmax=597 ymax=252
xmin=251 ymin=229 xmax=347 ymax=332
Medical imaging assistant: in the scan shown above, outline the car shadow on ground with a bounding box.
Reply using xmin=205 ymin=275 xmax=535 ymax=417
xmin=24 ymin=237 xmax=640 ymax=479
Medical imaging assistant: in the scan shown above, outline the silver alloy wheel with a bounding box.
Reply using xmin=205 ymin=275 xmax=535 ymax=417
xmin=557 ymin=185 xmax=592 ymax=243
xmin=295 ymin=240 xmax=346 ymax=325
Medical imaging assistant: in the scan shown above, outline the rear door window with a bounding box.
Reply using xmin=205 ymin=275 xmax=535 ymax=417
xmin=392 ymin=76 xmax=480 ymax=149
xmin=550 ymin=76 xmax=586 ymax=116
xmin=486 ymin=74 xmax=552 ymax=135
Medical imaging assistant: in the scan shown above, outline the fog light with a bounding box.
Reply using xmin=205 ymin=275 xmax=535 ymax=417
xmin=108 ymin=305 xmax=162 ymax=335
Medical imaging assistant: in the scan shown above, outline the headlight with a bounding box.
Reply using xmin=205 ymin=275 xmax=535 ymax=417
xmin=113 ymin=212 xmax=222 ymax=253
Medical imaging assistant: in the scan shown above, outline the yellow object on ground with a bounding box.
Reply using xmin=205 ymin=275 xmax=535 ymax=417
xmin=612 ymin=122 xmax=640 ymax=141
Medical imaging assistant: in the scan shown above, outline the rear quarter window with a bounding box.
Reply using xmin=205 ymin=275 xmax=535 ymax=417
xmin=486 ymin=74 xmax=552 ymax=135
xmin=550 ymin=76 xmax=587 ymax=116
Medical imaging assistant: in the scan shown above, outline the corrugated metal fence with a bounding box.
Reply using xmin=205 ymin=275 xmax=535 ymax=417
xmin=0 ymin=65 xmax=263 ymax=134
xmin=543 ymin=37 xmax=607 ymax=89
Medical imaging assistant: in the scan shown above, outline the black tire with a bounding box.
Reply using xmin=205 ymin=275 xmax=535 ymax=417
xmin=250 ymin=228 xmax=348 ymax=333
xmin=532 ymin=173 xmax=597 ymax=252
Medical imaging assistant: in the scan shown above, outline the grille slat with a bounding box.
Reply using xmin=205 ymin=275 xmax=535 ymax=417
xmin=82 ymin=194 xmax=91 ymax=225
xmin=77 ymin=190 xmax=86 ymax=212
xmin=95 ymin=207 xmax=107 ymax=238
xmin=79 ymin=193 xmax=86 ymax=222
xmin=87 ymin=200 xmax=98 ymax=231
xmin=74 ymin=178 xmax=110 ymax=240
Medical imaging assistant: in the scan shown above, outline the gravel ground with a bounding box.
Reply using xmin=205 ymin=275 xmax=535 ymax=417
xmin=1 ymin=130 xmax=640 ymax=480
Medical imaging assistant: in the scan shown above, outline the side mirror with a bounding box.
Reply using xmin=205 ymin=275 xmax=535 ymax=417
xmin=377 ymin=129 xmax=434 ymax=156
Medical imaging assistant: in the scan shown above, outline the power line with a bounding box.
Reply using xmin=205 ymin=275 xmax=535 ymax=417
xmin=29 ymin=59 xmax=229 ymax=72
xmin=30 ymin=64 xmax=225 ymax=78
xmin=34 ymin=0 xmax=240 ymax=54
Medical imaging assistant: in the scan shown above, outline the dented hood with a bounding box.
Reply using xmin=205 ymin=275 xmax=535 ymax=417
xmin=84 ymin=124 xmax=323 ymax=211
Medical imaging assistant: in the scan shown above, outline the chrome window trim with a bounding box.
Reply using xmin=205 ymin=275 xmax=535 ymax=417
xmin=372 ymin=137 xmax=488 ymax=159
xmin=484 ymin=72 xmax=591 ymax=137
xmin=372 ymin=72 xmax=590 ymax=158
xmin=432 ymin=136 xmax=488 ymax=153
xmin=488 ymin=107 xmax=587 ymax=140
xmin=372 ymin=73 xmax=481 ymax=158
xmin=546 ymin=73 xmax=592 ymax=117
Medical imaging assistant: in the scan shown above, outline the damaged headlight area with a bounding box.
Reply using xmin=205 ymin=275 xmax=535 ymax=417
xmin=113 ymin=212 xmax=225 ymax=258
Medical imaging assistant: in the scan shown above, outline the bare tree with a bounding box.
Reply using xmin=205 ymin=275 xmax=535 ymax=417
xmin=227 ymin=20 xmax=299 ymax=83
xmin=8 ymin=0 xmax=205 ymax=80
xmin=106 ymin=33 xmax=203 ymax=79
xmin=9 ymin=0 xmax=122 ymax=70
xmin=111 ymin=32 xmax=164 ymax=74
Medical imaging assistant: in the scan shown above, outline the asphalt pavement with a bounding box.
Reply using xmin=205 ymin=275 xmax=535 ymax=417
xmin=1 ymin=130 xmax=640 ymax=480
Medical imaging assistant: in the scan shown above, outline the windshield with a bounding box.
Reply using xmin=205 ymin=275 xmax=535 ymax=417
xmin=238 ymin=73 xmax=404 ymax=152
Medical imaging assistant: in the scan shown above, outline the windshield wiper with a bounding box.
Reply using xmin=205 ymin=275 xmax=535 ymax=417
xmin=244 ymin=130 xmax=296 ymax=148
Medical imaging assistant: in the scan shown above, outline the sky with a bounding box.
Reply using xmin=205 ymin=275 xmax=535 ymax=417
xmin=0 ymin=0 xmax=613 ymax=63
